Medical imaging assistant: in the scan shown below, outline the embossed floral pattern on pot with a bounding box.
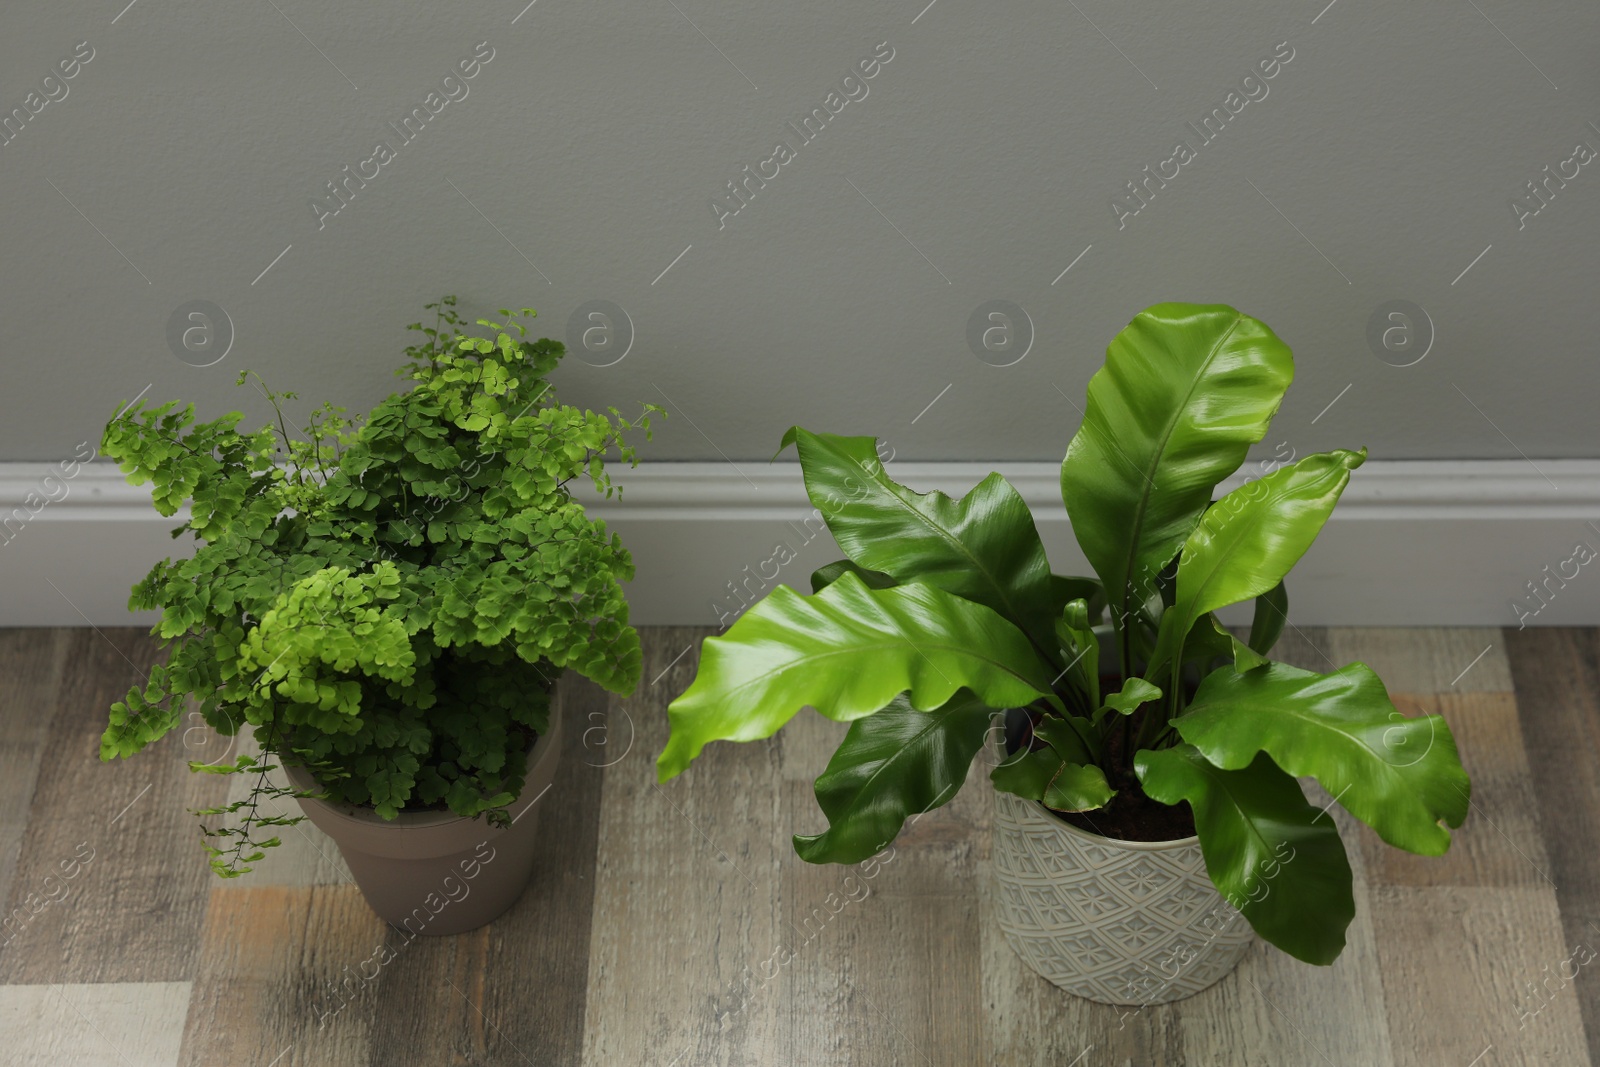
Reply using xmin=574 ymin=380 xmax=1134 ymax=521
xmin=991 ymin=788 xmax=1254 ymax=1005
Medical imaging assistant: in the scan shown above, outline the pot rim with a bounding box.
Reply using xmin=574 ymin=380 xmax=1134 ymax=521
xmin=282 ymin=717 xmax=558 ymax=833
xmin=1028 ymin=800 xmax=1201 ymax=852
xmin=991 ymin=733 xmax=1200 ymax=852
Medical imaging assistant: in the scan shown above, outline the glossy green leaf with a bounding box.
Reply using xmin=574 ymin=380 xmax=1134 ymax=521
xmin=1149 ymin=449 xmax=1366 ymax=678
xmin=1248 ymin=580 xmax=1288 ymax=655
xmin=1050 ymin=575 xmax=1106 ymax=623
xmin=1181 ymin=614 xmax=1231 ymax=661
xmin=1183 ymin=616 xmax=1267 ymax=672
xmin=991 ymin=745 xmax=1112 ymax=812
xmin=810 ymin=559 xmax=896 ymax=593
xmin=1060 ymin=304 xmax=1294 ymax=624
xmin=1097 ymin=678 xmax=1162 ymax=722
xmin=1044 ymin=762 xmax=1113 ymax=811
xmin=794 ymin=691 xmax=992 ymax=864
xmin=1173 ymin=661 xmax=1469 ymax=855
xmin=1034 ymin=712 xmax=1100 ymax=765
xmin=657 ymin=572 xmax=1059 ymax=781
xmin=1054 ymin=598 xmax=1100 ymax=710
xmin=990 ymin=747 xmax=1056 ymax=800
xmin=782 ymin=427 xmax=1057 ymax=650
xmin=1228 ymin=621 xmax=1270 ymax=672
xmin=1135 ymin=744 xmax=1355 ymax=965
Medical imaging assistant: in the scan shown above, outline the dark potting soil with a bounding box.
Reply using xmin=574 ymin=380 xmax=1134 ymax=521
xmin=1055 ymin=760 xmax=1198 ymax=842
xmin=1021 ymin=701 xmax=1198 ymax=843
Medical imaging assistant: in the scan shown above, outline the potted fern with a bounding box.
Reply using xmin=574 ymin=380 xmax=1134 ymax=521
xmin=101 ymin=298 xmax=659 ymax=934
xmin=657 ymin=302 xmax=1470 ymax=1003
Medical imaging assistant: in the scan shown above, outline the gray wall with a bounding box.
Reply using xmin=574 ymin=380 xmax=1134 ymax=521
xmin=3 ymin=1 xmax=1596 ymax=465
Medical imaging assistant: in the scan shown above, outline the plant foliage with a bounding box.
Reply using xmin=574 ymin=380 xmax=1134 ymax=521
xmin=102 ymin=297 xmax=659 ymax=875
xmin=657 ymin=302 xmax=1470 ymax=965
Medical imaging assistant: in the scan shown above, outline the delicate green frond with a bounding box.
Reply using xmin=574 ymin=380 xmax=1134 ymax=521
xmin=100 ymin=298 xmax=657 ymax=877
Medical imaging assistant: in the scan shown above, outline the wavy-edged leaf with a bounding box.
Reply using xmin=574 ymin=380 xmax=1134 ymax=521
xmin=782 ymin=427 xmax=1056 ymax=650
xmin=991 ymin=746 xmax=1112 ymax=812
xmin=795 ymin=691 xmax=991 ymax=864
xmin=1060 ymin=304 xmax=1294 ymax=623
xmin=1136 ymin=744 xmax=1355 ymax=965
xmin=810 ymin=559 xmax=896 ymax=594
xmin=1149 ymin=449 xmax=1366 ymax=678
xmin=657 ymin=573 xmax=1058 ymax=781
xmin=1173 ymin=661 xmax=1469 ymax=855
xmin=1097 ymin=678 xmax=1162 ymax=722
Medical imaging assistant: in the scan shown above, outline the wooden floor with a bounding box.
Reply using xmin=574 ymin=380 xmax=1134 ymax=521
xmin=1 ymin=626 xmax=1597 ymax=1066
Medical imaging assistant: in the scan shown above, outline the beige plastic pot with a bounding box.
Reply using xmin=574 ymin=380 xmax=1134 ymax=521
xmin=991 ymin=785 xmax=1254 ymax=1006
xmin=284 ymin=708 xmax=562 ymax=936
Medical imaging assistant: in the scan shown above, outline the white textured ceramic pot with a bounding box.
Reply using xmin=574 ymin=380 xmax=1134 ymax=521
xmin=991 ymin=788 xmax=1254 ymax=1005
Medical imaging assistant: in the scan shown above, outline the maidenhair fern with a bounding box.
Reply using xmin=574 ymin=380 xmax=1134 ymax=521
xmin=101 ymin=298 xmax=660 ymax=875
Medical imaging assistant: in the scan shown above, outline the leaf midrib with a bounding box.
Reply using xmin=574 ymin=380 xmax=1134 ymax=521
xmin=1184 ymin=694 xmax=1419 ymax=796
xmin=817 ymin=699 xmax=982 ymax=824
xmin=838 ymin=448 xmax=1042 ymax=640
xmin=708 ymin=640 xmax=1047 ymax=705
xmin=1116 ymin=311 xmax=1247 ymax=614
xmin=1184 ymin=751 xmax=1282 ymax=878
xmin=1180 ymin=461 xmax=1345 ymax=626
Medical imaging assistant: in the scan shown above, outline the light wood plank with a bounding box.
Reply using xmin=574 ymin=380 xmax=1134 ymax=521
xmin=3 ymin=629 xmax=226 ymax=984
xmin=778 ymin=708 xmax=849 ymax=784
xmin=778 ymin=772 xmax=986 ymax=1064
xmin=778 ymin=665 xmax=990 ymax=1063
xmin=1325 ymin=628 xmax=1512 ymax=693
xmin=0 ymin=981 xmax=190 ymax=1067
xmin=1358 ymin=692 xmax=1550 ymax=888
xmin=1372 ymin=886 xmax=1591 ymax=1066
xmin=581 ymin=627 xmax=785 ymax=1067
xmin=1176 ymin=896 xmax=1395 ymax=1066
xmin=177 ymin=883 xmax=382 ymax=1067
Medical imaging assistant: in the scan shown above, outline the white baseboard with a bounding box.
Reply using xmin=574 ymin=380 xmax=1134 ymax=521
xmin=4 ymin=460 xmax=1599 ymax=629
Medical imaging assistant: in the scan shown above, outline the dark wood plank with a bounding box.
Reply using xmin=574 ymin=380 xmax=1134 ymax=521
xmin=1249 ymin=624 xmax=1333 ymax=673
xmin=2 ymin=628 xmax=226 ymax=984
xmin=1507 ymin=626 xmax=1600 ymax=1065
xmin=364 ymin=672 xmax=607 ymax=1067
xmin=0 ymin=629 xmax=69 ymax=910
